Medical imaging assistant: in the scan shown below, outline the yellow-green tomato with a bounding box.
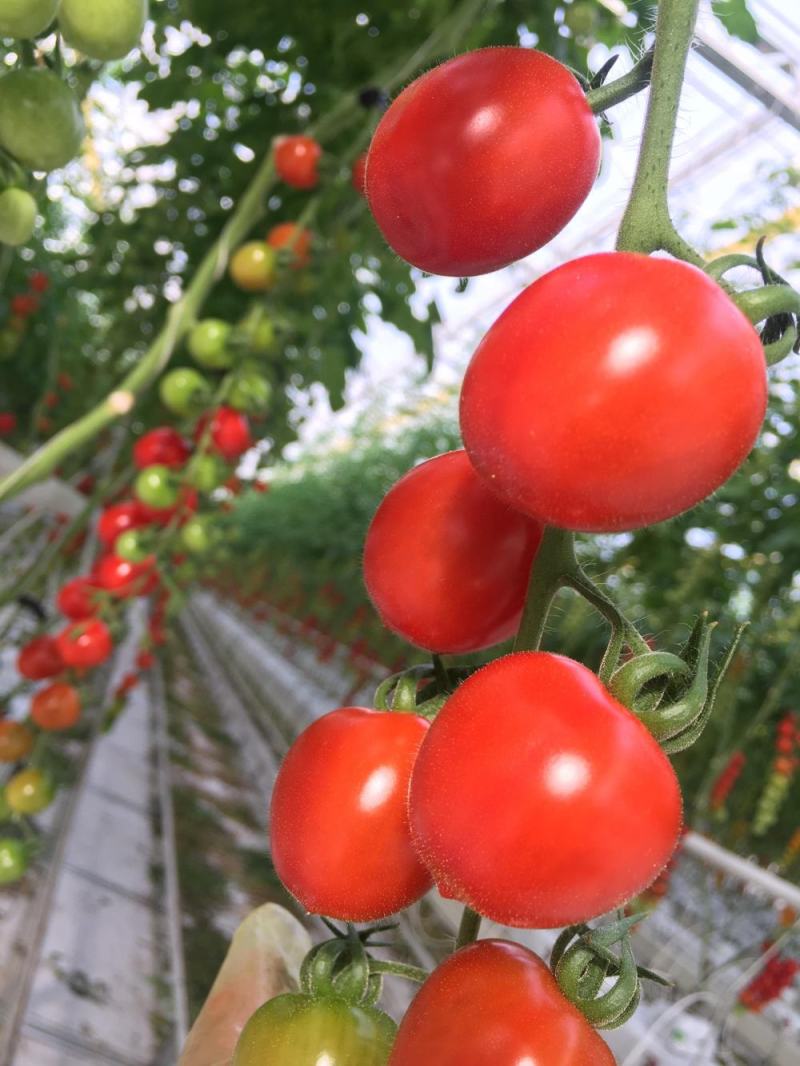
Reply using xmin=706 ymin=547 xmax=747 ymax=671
xmin=0 ymin=68 xmax=85 ymax=172
xmin=0 ymin=0 xmax=59 ymax=39
xmin=59 ymin=0 xmax=148 ymax=61
xmin=187 ymin=454 xmax=225 ymax=493
xmin=0 ymin=838 xmax=28 ymax=884
xmin=135 ymin=464 xmax=179 ymax=510
xmin=0 ymin=188 xmax=37 ymax=246
xmin=233 ymin=994 xmax=396 ymax=1066
xmin=188 ymin=318 xmax=234 ymax=370
xmin=180 ymin=516 xmax=213 ymax=555
xmin=5 ymin=768 xmax=54 ymax=815
xmin=115 ymin=529 xmax=150 ymax=562
xmin=226 ymin=367 xmax=272 ymax=413
xmin=159 ymin=367 xmax=209 ymax=416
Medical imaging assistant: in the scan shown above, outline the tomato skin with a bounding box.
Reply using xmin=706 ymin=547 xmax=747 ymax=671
xmin=198 ymin=406 xmax=253 ymax=461
xmin=267 ymin=223 xmax=312 ymax=268
xmin=274 ymin=135 xmax=322 ymax=189
xmin=97 ymin=499 xmax=145 ymax=547
xmin=460 ymin=253 xmax=767 ymax=532
xmin=409 ymin=652 xmax=682 ymax=928
xmin=95 ymin=554 xmax=158 ymax=598
xmin=271 ymin=707 xmax=432 ymax=921
xmin=133 ymin=427 xmax=191 ymax=470
xmin=159 ymin=367 xmax=210 ymax=416
xmin=17 ymin=635 xmax=64 ymax=680
xmin=0 ymin=721 xmax=34 ymax=762
xmin=31 ymin=682 xmax=81 ymax=731
xmin=363 ymin=450 xmax=542 ymax=653
xmin=56 ymin=619 xmax=114 ymax=669
xmin=135 ymin=464 xmax=180 ymax=510
xmin=189 ymin=319 xmax=234 ymax=369
xmin=0 ymin=838 xmax=28 ymax=885
xmin=234 ymin=994 xmax=396 ymax=1066
xmin=56 ymin=576 xmax=100 ymax=620
xmin=389 ymin=940 xmax=616 ymax=1066
xmin=5 ymin=768 xmax=54 ymax=815
xmin=230 ymin=242 xmax=277 ymax=293
xmin=366 ymin=47 xmax=600 ymax=276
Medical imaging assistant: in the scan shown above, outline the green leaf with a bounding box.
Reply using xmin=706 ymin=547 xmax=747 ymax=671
xmin=711 ymin=0 xmax=758 ymax=44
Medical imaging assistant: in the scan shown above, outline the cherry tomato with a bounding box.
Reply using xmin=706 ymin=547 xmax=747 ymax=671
xmin=267 ymin=222 xmax=312 ymax=269
xmin=0 ymin=720 xmax=34 ymax=762
xmin=181 ymin=517 xmax=213 ymax=555
xmin=0 ymin=412 xmax=17 ymax=435
xmin=97 ymin=499 xmax=145 ymax=547
xmin=56 ymin=619 xmax=114 ymax=669
xmin=274 ymin=135 xmax=322 ymax=189
xmin=133 ymin=426 xmax=191 ymax=470
xmin=409 ymin=652 xmax=682 ymax=927
xmin=5 ymin=768 xmax=54 ymax=815
xmin=351 ymin=152 xmax=368 ymax=196
xmin=31 ymin=681 xmax=81 ymax=731
xmin=115 ymin=529 xmax=150 ymax=563
xmin=136 ymin=649 xmax=155 ymax=670
xmin=188 ymin=318 xmax=234 ymax=369
xmin=226 ymin=366 xmax=272 ymax=414
xmin=363 ymin=450 xmax=542 ymax=653
xmin=197 ymin=406 xmax=253 ymax=461
xmin=135 ymin=464 xmax=180 ymax=510
xmin=271 ymin=707 xmax=432 ymax=921
xmin=366 ymin=48 xmax=600 ymax=276
xmin=234 ymin=994 xmax=396 ymax=1066
xmin=389 ymin=940 xmax=616 ymax=1066
xmin=0 ymin=838 xmax=28 ymax=885
xmin=186 ymin=453 xmax=225 ymax=493
xmin=230 ymin=242 xmax=277 ymax=293
xmin=17 ymin=635 xmax=64 ymax=680
xmin=461 ymin=253 xmax=767 ymax=532
xmin=95 ymin=554 xmax=158 ymax=598
xmin=56 ymin=576 xmax=100 ymax=620
xmin=159 ymin=367 xmax=210 ymax=416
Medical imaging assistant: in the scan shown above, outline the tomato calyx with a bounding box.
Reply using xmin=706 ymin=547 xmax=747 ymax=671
xmin=609 ymin=616 xmax=747 ymax=753
xmin=551 ymin=916 xmax=670 ymax=1030
xmin=373 ymin=662 xmax=469 ymax=719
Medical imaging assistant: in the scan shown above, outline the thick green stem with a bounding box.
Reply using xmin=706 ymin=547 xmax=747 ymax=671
xmin=734 ymin=284 xmax=800 ymax=324
xmin=586 ymin=49 xmax=654 ymax=114
xmin=616 ymin=0 xmax=703 ymax=263
xmin=513 ymin=526 xmax=577 ymax=653
xmin=456 ymin=907 xmax=482 ymax=949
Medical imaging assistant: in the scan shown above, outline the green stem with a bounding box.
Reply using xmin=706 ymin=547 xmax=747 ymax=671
xmin=616 ymin=0 xmax=703 ymax=264
xmin=586 ymin=49 xmax=654 ymax=114
xmin=734 ymin=284 xmax=800 ymax=324
xmin=513 ymin=526 xmax=577 ymax=652
xmin=368 ymin=960 xmax=429 ymax=984
xmin=456 ymin=907 xmax=482 ymax=949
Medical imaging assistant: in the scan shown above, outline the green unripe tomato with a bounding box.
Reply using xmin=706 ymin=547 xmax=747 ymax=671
xmin=115 ymin=529 xmax=150 ymax=562
xmin=0 ymin=69 xmax=85 ymax=172
xmin=0 ymin=188 xmax=36 ymax=246
xmin=564 ymin=1 xmax=596 ymax=35
xmin=0 ymin=837 xmax=28 ymax=884
xmin=59 ymin=0 xmax=148 ymax=60
xmin=186 ymin=453 xmax=225 ymax=493
xmin=233 ymin=994 xmax=396 ymax=1066
xmin=0 ymin=0 xmax=59 ymax=39
xmin=226 ymin=366 xmax=272 ymax=413
xmin=5 ymin=768 xmax=54 ymax=815
xmin=238 ymin=310 xmax=275 ymax=355
xmin=135 ymin=464 xmax=179 ymax=510
xmin=188 ymin=318 xmax=234 ymax=369
xmin=181 ymin=516 xmax=213 ymax=555
xmin=159 ymin=367 xmax=209 ymax=416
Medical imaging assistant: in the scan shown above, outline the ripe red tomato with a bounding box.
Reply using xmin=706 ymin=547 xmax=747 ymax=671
xmin=56 ymin=576 xmax=100 ymax=620
xmin=136 ymin=649 xmax=155 ymax=670
xmin=97 ymin=499 xmax=145 ymax=546
xmin=56 ymin=619 xmax=113 ymax=669
xmin=11 ymin=293 xmax=38 ymax=317
xmin=366 ymin=48 xmax=600 ymax=276
xmin=0 ymin=412 xmax=17 ymax=435
xmin=197 ymin=406 xmax=253 ymax=461
xmin=17 ymin=635 xmax=64 ymax=680
xmin=363 ymin=451 xmax=542 ymax=653
xmin=274 ymin=134 xmax=322 ymax=189
xmin=270 ymin=707 xmax=432 ymax=921
xmin=461 ymin=253 xmax=767 ymax=532
xmin=133 ymin=426 xmax=191 ymax=470
xmin=267 ymin=222 xmax=312 ymax=268
xmin=410 ymin=652 xmax=682 ymax=927
xmin=31 ymin=682 xmax=81 ymax=731
xmin=0 ymin=721 xmax=34 ymax=762
xmin=389 ymin=940 xmax=616 ymax=1066
xmin=95 ymin=554 xmax=158 ymax=599
xmin=29 ymin=270 xmax=50 ymax=293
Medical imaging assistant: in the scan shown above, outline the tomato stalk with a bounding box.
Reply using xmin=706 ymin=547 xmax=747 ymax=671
xmin=368 ymin=960 xmax=429 ymax=984
xmin=455 ymin=906 xmax=482 ymax=950
xmin=585 ymin=48 xmax=654 ymax=115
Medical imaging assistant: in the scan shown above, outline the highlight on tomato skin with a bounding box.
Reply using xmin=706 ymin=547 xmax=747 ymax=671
xmin=460 ymin=252 xmax=768 ymax=533
xmin=366 ymin=47 xmax=601 ymax=277
xmin=363 ymin=450 xmax=543 ymax=654
xmin=409 ymin=651 xmax=683 ymax=929
xmin=270 ymin=706 xmax=432 ymax=922
xmin=388 ymin=939 xmax=617 ymax=1066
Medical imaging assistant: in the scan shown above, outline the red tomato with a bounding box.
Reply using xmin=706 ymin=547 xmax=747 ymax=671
xmin=389 ymin=940 xmax=616 ymax=1066
xmin=95 ymin=554 xmax=158 ymax=599
xmin=0 ymin=412 xmax=17 ymax=435
xmin=31 ymin=682 xmax=81 ymax=731
xmin=267 ymin=222 xmax=312 ymax=268
xmin=56 ymin=576 xmax=100 ymax=620
xmin=136 ymin=649 xmax=155 ymax=670
xmin=17 ymin=635 xmax=64 ymax=680
xmin=351 ymin=151 xmax=368 ymax=196
xmin=57 ymin=370 xmax=74 ymax=390
xmin=10 ymin=293 xmax=38 ymax=317
xmin=366 ymin=48 xmax=600 ymax=276
xmin=270 ymin=707 xmax=432 ymax=921
xmin=409 ymin=652 xmax=682 ymax=927
xmin=363 ymin=451 xmax=542 ymax=653
xmin=461 ymin=253 xmax=767 ymax=532
xmin=0 ymin=720 xmax=34 ymax=762
xmin=29 ymin=270 xmax=50 ymax=293
xmin=197 ymin=406 xmax=253 ymax=461
xmin=56 ymin=619 xmax=113 ymax=669
xmin=97 ymin=499 xmax=146 ymax=546
xmin=274 ymin=134 xmax=322 ymax=189
xmin=133 ymin=427 xmax=192 ymax=470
